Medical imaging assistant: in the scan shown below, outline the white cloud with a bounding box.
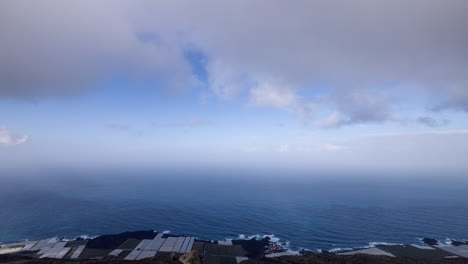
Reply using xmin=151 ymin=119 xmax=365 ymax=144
xmin=363 ymin=129 xmax=468 ymax=138
xmin=278 ymin=144 xmax=290 ymax=153
xmin=322 ymin=111 xmax=347 ymax=128
xmin=323 ymin=143 xmax=348 ymax=152
xmin=244 ymin=146 xmax=258 ymax=153
xmin=250 ymin=82 xmax=299 ymax=109
xmin=0 ymin=127 xmax=28 ymax=146
xmin=208 ymin=61 xmax=247 ymax=100
xmin=249 ymin=80 xmax=318 ymax=122
xmin=237 ymin=130 xmax=468 ymax=170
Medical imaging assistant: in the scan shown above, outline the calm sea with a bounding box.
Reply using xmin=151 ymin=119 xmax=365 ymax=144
xmin=1 ymin=168 xmax=467 ymax=251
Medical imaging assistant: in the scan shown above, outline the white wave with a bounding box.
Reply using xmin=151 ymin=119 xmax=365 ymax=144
xmin=287 ymin=248 xmax=308 ymax=254
xmin=443 ymin=238 xmax=468 ymax=245
xmin=328 ymin=237 xmax=467 ymax=253
xmin=235 ymin=234 xmax=282 ymax=243
xmin=162 ymin=230 xmax=171 ymax=234
xmin=367 ymin=241 xmax=400 ymax=247
xmin=230 ymin=233 xmax=296 ymax=253
xmin=73 ymin=234 xmax=98 ymax=240
xmin=328 ymin=241 xmax=400 ymax=254
xmin=328 ymin=247 xmax=355 ymax=253
xmin=418 ymin=237 xmax=468 ymax=246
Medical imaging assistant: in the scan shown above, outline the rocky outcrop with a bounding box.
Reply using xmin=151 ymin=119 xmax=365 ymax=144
xmin=423 ymin=238 xmax=439 ymax=246
xmin=179 ymin=250 xmax=201 ymax=264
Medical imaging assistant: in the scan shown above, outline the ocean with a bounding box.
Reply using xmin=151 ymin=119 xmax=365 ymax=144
xmin=1 ymin=168 xmax=467 ymax=252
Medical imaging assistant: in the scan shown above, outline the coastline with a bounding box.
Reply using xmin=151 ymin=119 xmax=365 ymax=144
xmin=1 ymin=230 xmax=468 ymax=262
xmin=3 ymin=232 xmax=467 ymax=255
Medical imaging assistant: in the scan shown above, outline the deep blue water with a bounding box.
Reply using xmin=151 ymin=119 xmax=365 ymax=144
xmin=1 ymin=169 xmax=468 ymax=251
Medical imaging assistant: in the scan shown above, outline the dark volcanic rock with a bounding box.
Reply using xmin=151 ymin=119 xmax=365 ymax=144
xmin=0 ymin=254 xmax=36 ymax=263
xmin=86 ymin=230 xmax=156 ymax=249
xmin=243 ymin=252 xmax=468 ymax=264
xmin=452 ymin=240 xmax=468 ymax=246
xmin=423 ymin=238 xmax=439 ymax=246
xmin=232 ymin=237 xmax=270 ymax=258
xmin=3 ymin=252 xmax=468 ymax=264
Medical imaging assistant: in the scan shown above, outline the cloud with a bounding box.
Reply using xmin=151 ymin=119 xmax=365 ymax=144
xmin=250 ymin=82 xmax=300 ymax=109
xmin=249 ymin=80 xmax=318 ymax=122
xmin=344 ymin=130 xmax=468 ymax=170
xmin=323 ymin=143 xmax=348 ymax=152
xmin=0 ymin=127 xmax=28 ymax=146
xmin=278 ymin=144 xmax=290 ymax=153
xmin=208 ymin=61 xmax=249 ymax=100
xmin=1 ymin=0 xmax=468 ymax=126
xmin=244 ymin=146 xmax=258 ymax=153
xmin=322 ymin=88 xmax=392 ymax=127
xmin=239 ymin=130 xmax=468 ymax=170
xmin=368 ymin=130 xmax=468 ymax=137
xmin=417 ymin=116 xmax=450 ymax=127
xmin=0 ymin=0 xmax=196 ymax=98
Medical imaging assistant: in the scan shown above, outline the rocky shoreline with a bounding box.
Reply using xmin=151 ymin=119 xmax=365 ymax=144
xmin=1 ymin=231 xmax=468 ymax=264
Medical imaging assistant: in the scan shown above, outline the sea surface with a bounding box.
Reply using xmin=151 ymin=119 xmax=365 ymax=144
xmin=1 ymin=168 xmax=468 ymax=251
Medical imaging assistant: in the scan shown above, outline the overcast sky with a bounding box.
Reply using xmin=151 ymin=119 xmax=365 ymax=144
xmin=1 ymin=0 xmax=468 ymax=172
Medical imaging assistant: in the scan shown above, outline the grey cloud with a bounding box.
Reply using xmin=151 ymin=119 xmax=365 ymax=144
xmin=322 ymin=88 xmax=393 ymax=128
xmin=417 ymin=116 xmax=450 ymax=127
xmin=432 ymin=87 xmax=468 ymax=112
xmin=167 ymin=0 xmax=468 ymax=124
xmin=2 ymin=0 xmax=468 ymax=125
xmin=0 ymin=0 xmax=196 ymax=98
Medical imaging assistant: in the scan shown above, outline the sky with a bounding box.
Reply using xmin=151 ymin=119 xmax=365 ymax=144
xmin=1 ymin=0 xmax=468 ymax=172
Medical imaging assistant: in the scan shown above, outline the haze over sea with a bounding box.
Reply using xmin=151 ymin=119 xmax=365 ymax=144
xmin=1 ymin=168 xmax=467 ymax=252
